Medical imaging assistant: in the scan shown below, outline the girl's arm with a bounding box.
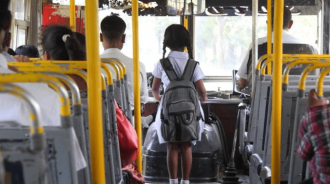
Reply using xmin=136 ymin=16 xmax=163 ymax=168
xmin=195 ymin=79 xmax=207 ymax=103
xmin=152 ymin=77 xmax=162 ymax=102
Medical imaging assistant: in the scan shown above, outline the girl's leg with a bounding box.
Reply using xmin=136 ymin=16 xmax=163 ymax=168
xmin=167 ymin=142 xmax=179 ymax=179
xmin=180 ymin=142 xmax=192 ymax=180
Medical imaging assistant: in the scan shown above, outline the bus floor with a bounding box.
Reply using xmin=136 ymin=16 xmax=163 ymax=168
xmin=145 ymin=171 xmax=250 ymax=184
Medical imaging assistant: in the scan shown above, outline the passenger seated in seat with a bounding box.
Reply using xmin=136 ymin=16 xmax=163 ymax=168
xmin=297 ymin=89 xmax=330 ymax=184
xmin=100 ymin=15 xmax=148 ymax=113
xmin=1 ymin=31 xmax=15 ymax=61
xmin=42 ymin=25 xmax=87 ymax=90
xmin=0 ymin=19 xmax=86 ymax=171
xmin=152 ymin=24 xmax=207 ymax=184
xmin=236 ymin=6 xmax=317 ymax=93
xmin=15 ymin=45 xmax=40 ymax=58
xmin=0 ymin=2 xmax=61 ymax=127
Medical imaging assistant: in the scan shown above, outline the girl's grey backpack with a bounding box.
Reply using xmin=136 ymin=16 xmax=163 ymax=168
xmin=160 ymin=58 xmax=202 ymax=142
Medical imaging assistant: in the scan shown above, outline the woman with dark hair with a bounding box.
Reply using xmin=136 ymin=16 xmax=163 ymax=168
xmin=42 ymin=25 xmax=86 ymax=61
xmin=151 ymin=24 xmax=207 ymax=184
xmin=0 ymin=1 xmax=12 ymax=66
xmin=41 ymin=26 xmax=87 ymax=90
xmin=15 ymin=45 xmax=40 ymax=58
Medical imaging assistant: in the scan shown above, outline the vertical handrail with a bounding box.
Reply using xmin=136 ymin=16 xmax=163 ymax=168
xmin=252 ymin=0 xmax=258 ymax=94
xmin=271 ymin=2 xmax=283 ymax=184
xmin=132 ymin=0 xmax=142 ymax=172
xmin=183 ymin=16 xmax=188 ymax=53
xmin=267 ymin=0 xmax=272 ymax=74
xmin=70 ymin=0 xmax=76 ymax=31
xmin=85 ymin=0 xmax=106 ymax=183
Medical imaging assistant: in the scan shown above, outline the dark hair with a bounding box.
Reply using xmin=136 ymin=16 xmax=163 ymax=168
xmin=41 ymin=25 xmax=86 ymax=60
xmin=100 ymin=15 xmax=126 ymax=42
xmin=271 ymin=6 xmax=292 ymax=29
xmin=2 ymin=31 xmax=9 ymax=49
xmin=15 ymin=45 xmax=40 ymax=58
xmin=162 ymin=24 xmax=193 ymax=59
xmin=7 ymin=48 xmax=16 ymax=55
xmin=0 ymin=0 xmax=11 ymax=31
xmin=73 ymin=32 xmax=86 ymax=49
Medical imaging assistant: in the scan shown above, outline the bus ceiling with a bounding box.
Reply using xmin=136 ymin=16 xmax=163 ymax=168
xmin=137 ymin=0 xmax=316 ymax=6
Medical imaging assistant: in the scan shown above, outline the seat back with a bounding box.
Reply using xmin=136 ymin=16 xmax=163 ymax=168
xmin=246 ymin=43 xmax=315 ymax=91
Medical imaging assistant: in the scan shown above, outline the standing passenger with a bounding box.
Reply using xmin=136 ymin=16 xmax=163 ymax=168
xmin=152 ymin=24 xmax=207 ymax=184
xmin=100 ymin=15 xmax=148 ymax=113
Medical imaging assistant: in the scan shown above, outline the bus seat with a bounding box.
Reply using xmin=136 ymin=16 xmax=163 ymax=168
xmin=247 ymin=43 xmax=315 ymax=80
xmin=0 ymin=155 xmax=4 ymax=184
xmin=0 ymin=126 xmax=81 ymax=184
xmin=244 ymin=75 xmax=325 ymax=160
xmin=288 ymin=95 xmax=309 ymax=184
xmin=0 ymin=83 xmax=47 ymax=184
xmin=249 ymin=153 xmax=263 ymax=184
xmin=81 ymin=88 xmax=123 ymax=184
xmin=288 ymin=90 xmax=330 ymax=183
xmin=42 ymin=71 xmax=91 ymax=184
xmin=257 ymin=84 xmax=330 ymax=183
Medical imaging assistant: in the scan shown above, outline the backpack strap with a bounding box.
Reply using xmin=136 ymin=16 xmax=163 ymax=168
xmin=182 ymin=59 xmax=198 ymax=81
xmin=160 ymin=58 xmax=179 ymax=81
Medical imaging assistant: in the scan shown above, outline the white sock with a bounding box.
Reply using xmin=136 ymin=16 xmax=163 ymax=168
xmin=169 ymin=178 xmax=179 ymax=184
xmin=180 ymin=180 xmax=190 ymax=184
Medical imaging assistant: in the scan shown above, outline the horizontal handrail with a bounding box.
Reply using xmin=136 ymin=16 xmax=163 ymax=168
xmin=0 ymin=73 xmax=71 ymax=116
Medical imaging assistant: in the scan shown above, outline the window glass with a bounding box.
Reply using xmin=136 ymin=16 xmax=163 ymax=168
xmin=15 ymin=0 xmax=25 ymax=20
xmin=98 ymin=9 xmax=180 ymax=72
xmin=17 ymin=28 xmax=26 ymax=47
xmin=195 ymin=15 xmax=317 ymax=76
xmin=52 ymin=0 xmax=85 ymax=6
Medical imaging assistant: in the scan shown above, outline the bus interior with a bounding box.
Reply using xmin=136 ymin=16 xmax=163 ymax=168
xmin=1 ymin=0 xmax=330 ymax=184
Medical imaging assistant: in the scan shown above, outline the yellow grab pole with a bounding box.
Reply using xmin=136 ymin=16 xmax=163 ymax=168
xmin=132 ymin=0 xmax=142 ymax=172
xmin=70 ymin=0 xmax=76 ymax=31
xmin=317 ymin=66 xmax=330 ymax=97
xmin=266 ymin=0 xmax=272 ymax=74
xmin=183 ymin=16 xmax=188 ymax=53
xmin=271 ymin=2 xmax=283 ymax=184
xmin=85 ymin=0 xmax=106 ymax=183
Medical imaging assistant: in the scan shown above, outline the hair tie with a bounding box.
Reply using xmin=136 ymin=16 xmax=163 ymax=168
xmin=62 ymin=34 xmax=71 ymax=42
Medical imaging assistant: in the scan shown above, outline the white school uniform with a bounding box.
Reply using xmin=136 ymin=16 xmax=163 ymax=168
xmin=152 ymin=51 xmax=205 ymax=145
xmin=101 ymin=48 xmax=149 ymax=110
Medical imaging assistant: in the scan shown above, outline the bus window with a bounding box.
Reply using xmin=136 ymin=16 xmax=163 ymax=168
xmin=15 ymin=0 xmax=25 ymax=20
xmin=52 ymin=0 xmax=85 ymax=6
xmin=195 ymin=14 xmax=317 ymax=77
xmin=17 ymin=26 xmax=27 ymax=47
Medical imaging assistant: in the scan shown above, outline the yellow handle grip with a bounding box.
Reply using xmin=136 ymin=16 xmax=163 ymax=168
xmin=298 ymin=63 xmax=330 ymax=90
xmin=317 ymin=66 xmax=330 ymax=97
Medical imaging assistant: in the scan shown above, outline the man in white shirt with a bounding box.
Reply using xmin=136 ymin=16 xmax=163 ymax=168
xmin=236 ymin=7 xmax=317 ymax=92
xmin=100 ymin=15 xmax=148 ymax=114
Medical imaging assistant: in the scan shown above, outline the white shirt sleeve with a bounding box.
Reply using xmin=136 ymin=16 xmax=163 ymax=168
xmin=139 ymin=62 xmax=149 ymax=104
xmin=152 ymin=61 xmax=163 ymax=79
xmin=237 ymin=44 xmax=252 ymax=79
xmin=192 ymin=64 xmax=205 ymax=82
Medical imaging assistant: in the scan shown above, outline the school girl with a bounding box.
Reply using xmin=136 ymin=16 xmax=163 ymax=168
xmin=152 ymin=24 xmax=207 ymax=184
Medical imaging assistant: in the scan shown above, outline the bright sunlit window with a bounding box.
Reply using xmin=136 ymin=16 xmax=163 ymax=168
xmin=194 ymin=15 xmax=317 ymax=76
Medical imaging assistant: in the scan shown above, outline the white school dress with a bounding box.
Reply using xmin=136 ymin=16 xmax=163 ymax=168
xmin=152 ymin=51 xmax=205 ymax=145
